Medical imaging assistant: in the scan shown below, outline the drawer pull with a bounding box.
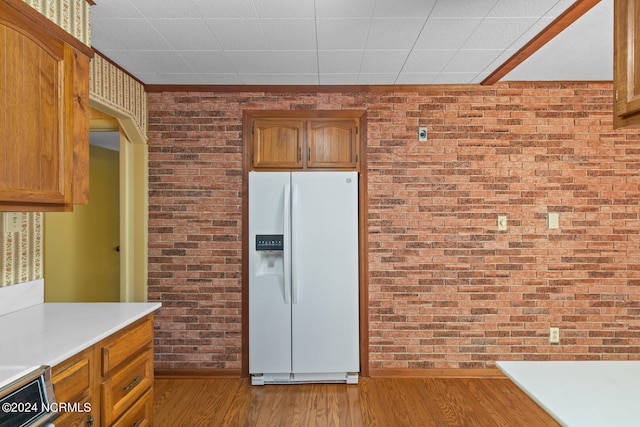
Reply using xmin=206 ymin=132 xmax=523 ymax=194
xmin=123 ymin=375 xmax=143 ymax=392
xmin=133 ymin=419 xmax=143 ymax=427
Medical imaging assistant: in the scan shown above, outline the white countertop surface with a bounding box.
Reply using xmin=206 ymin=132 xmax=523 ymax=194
xmin=0 ymin=302 xmax=161 ymax=369
xmin=497 ymin=361 xmax=640 ymax=427
xmin=0 ymin=365 xmax=42 ymax=389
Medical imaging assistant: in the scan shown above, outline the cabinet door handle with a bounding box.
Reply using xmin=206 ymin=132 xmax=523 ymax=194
xmin=133 ymin=418 xmax=143 ymax=427
xmin=297 ymin=145 xmax=301 ymax=162
xmin=123 ymin=375 xmax=143 ymax=392
xmin=87 ymin=415 xmax=94 ymax=427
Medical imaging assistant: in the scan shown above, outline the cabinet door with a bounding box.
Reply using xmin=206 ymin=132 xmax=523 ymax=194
xmin=252 ymin=120 xmax=303 ymax=169
xmin=307 ymin=120 xmax=358 ymax=169
xmin=614 ymin=0 xmax=640 ymax=128
xmin=52 ymin=348 xmax=95 ymax=425
xmin=0 ymin=8 xmax=73 ymax=206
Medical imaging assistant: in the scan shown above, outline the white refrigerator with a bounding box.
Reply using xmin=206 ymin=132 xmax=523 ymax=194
xmin=248 ymin=171 xmax=360 ymax=385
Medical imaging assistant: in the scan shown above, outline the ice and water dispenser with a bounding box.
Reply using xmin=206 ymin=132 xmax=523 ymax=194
xmin=254 ymin=234 xmax=284 ymax=276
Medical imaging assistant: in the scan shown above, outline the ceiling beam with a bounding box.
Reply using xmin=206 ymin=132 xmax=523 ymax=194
xmin=481 ymin=0 xmax=601 ymax=86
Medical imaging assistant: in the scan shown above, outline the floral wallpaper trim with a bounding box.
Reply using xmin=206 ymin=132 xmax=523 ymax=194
xmin=21 ymin=0 xmax=91 ymax=46
xmin=90 ymin=53 xmax=148 ymax=138
xmin=0 ymin=214 xmax=42 ymax=287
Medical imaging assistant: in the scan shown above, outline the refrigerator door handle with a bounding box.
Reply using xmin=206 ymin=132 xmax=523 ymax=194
xmin=283 ymin=183 xmax=291 ymax=304
xmin=291 ymin=183 xmax=299 ymax=304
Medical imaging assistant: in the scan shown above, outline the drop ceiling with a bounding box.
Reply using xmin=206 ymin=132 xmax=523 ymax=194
xmin=90 ymin=0 xmax=613 ymax=86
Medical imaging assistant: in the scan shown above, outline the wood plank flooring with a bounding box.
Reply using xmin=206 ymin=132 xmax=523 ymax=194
xmin=153 ymin=377 xmax=560 ymax=426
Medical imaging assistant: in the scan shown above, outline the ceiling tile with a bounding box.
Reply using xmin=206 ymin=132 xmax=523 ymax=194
xmin=90 ymin=0 xmax=143 ymax=19
xmin=414 ymin=18 xmax=483 ymax=49
xmin=279 ymin=74 xmax=320 ymax=85
xmin=225 ymin=51 xmax=277 ymax=74
xmin=261 ymin=19 xmax=317 ymax=50
xmin=314 ymin=0 xmax=376 ymax=18
xmin=366 ymin=18 xmax=426 ymax=49
xmin=205 ymin=19 xmax=268 ymax=50
xmin=149 ymin=19 xmax=221 ymax=51
xmin=395 ymin=72 xmax=438 ymax=84
xmin=90 ymin=21 xmax=128 ymax=50
xmin=360 ymin=50 xmax=410 ymax=74
xmin=126 ymin=0 xmax=201 ymax=18
xmin=319 ymin=74 xmax=359 ymax=84
xmin=402 ymin=49 xmax=457 ymax=73
xmin=91 ymin=19 xmax=173 ymax=51
xmin=155 ymin=74 xmax=205 ymax=84
xmin=432 ymin=72 xmax=479 ymax=84
xmin=198 ymin=74 xmax=243 ymax=84
xmin=190 ymin=0 xmax=258 ymax=18
xmin=239 ymin=74 xmax=284 ymax=84
xmin=507 ymin=17 xmax=554 ymax=51
xmin=443 ymin=50 xmax=502 ymax=73
xmin=318 ymin=51 xmax=364 ymax=74
xmin=487 ymin=0 xmax=560 ymax=17
xmin=505 ymin=0 xmax=613 ymax=81
xmin=179 ymin=51 xmax=236 ymax=73
xmin=102 ymin=51 xmax=192 ymax=74
xmin=373 ymin=0 xmax=437 ymax=17
xmin=253 ymin=0 xmax=315 ymax=18
xmin=545 ymin=0 xmax=580 ymax=17
xmin=357 ymin=73 xmax=398 ymax=84
xmin=89 ymin=0 xmax=612 ymax=86
xmin=430 ymin=0 xmax=499 ymax=18
xmin=462 ymin=18 xmax=538 ymax=49
xmin=272 ymin=51 xmax=318 ymax=74
xmin=316 ymin=19 xmax=371 ymax=50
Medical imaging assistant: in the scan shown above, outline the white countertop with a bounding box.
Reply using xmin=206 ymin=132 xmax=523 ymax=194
xmin=497 ymin=361 xmax=640 ymax=427
xmin=0 ymin=365 xmax=42 ymax=389
xmin=0 ymin=302 xmax=161 ymax=369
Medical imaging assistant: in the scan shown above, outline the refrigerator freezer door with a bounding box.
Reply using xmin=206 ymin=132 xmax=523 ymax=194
xmin=291 ymin=171 xmax=359 ymax=374
xmin=249 ymin=172 xmax=292 ymax=374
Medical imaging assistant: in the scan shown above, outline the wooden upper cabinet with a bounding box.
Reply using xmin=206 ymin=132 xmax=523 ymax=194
xmin=250 ymin=116 xmax=360 ymax=171
xmin=252 ymin=120 xmax=304 ymax=169
xmin=614 ymin=0 xmax=640 ymax=128
xmin=0 ymin=0 xmax=91 ymax=211
xmin=307 ymin=120 xmax=358 ymax=169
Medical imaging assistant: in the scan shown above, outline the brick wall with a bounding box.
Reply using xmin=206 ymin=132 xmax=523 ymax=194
xmin=148 ymin=82 xmax=640 ymax=371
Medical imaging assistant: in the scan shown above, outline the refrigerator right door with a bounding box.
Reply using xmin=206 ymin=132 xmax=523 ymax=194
xmin=290 ymin=171 xmax=359 ymax=375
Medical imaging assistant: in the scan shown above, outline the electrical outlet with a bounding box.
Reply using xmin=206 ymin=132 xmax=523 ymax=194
xmin=549 ymin=327 xmax=560 ymax=344
xmin=418 ymin=127 xmax=428 ymax=141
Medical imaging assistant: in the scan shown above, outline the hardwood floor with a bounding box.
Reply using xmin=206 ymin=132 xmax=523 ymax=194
xmin=153 ymin=377 xmax=560 ymax=426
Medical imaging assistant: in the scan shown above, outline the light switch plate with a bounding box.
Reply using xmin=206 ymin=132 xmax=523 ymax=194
xmin=498 ymin=215 xmax=507 ymax=231
xmin=548 ymin=213 xmax=559 ymax=229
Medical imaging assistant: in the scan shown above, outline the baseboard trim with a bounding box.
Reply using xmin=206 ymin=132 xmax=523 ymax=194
xmin=368 ymin=368 xmax=505 ymax=379
xmin=154 ymin=368 xmax=504 ymax=380
xmin=154 ymin=369 xmax=243 ymax=379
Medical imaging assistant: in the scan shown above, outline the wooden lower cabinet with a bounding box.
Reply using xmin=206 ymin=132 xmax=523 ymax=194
xmin=111 ymin=389 xmax=153 ymax=427
xmin=52 ymin=348 xmax=96 ymax=426
xmin=52 ymin=315 xmax=154 ymax=427
xmin=101 ymin=350 xmax=153 ymax=425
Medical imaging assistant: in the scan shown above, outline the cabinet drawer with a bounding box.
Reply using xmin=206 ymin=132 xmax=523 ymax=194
xmin=52 ymin=396 xmax=93 ymax=427
xmin=112 ymin=388 xmax=153 ymax=427
xmin=102 ymin=317 xmax=153 ymax=375
xmin=102 ymin=350 xmax=153 ymax=426
xmin=52 ymin=348 xmax=92 ymax=403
